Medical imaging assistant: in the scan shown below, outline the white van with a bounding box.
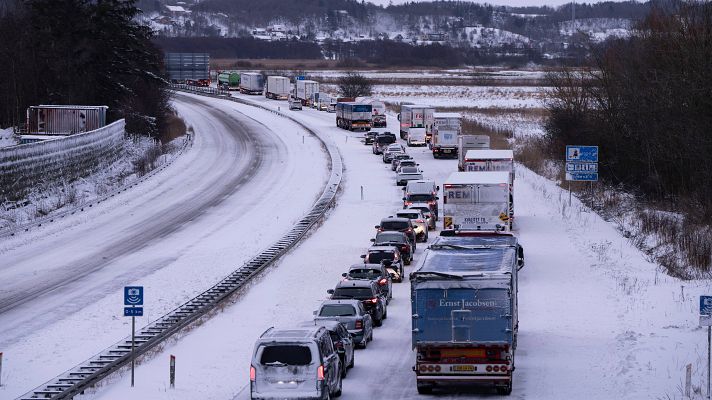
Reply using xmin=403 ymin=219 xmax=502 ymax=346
xmin=407 ymin=127 xmax=427 ymax=146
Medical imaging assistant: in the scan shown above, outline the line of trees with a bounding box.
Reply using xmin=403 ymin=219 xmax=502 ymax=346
xmin=544 ymin=1 xmax=712 ymax=219
xmin=153 ymin=36 xmax=323 ymax=59
xmin=0 ymin=0 xmax=170 ymax=138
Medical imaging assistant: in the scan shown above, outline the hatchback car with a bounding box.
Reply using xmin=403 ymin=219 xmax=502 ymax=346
xmin=396 ymin=160 xmax=418 ymax=171
xmin=376 ymin=216 xmax=417 ymax=248
xmin=328 ymin=280 xmax=387 ymax=327
xmin=314 ymin=299 xmax=374 ymax=348
xmin=391 ymin=153 xmax=413 ymax=171
xmin=408 ymin=204 xmax=436 ymax=230
xmin=298 ymin=320 xmax=354 ymax=378
xmin=395 ymin=209 xmax=429 ymax=242
xmin=342 ymin=263 xmax=393 ymax=303
xmin=396 ymin=167 xmax=424 ymax=186
xmin=251 ymin=326 xmax=342 ymax=400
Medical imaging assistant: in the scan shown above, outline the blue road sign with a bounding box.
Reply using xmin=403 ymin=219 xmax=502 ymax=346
xmin=566 ymin=171 xmax=599 ymax=181
xmin=566 ymin=162 xmax=598 ymax=173
xmin=124 ymin=286 xmax=144 ymax=306
xmin=296 ymin=76 xmax=306 ymax=80
xmin=124 ymin=307 xmax=144 ymax=317
xmin=566 ymin=145 xmax=599 ymax=162
xmin=701 ymin=296 xmax=712 ymax=315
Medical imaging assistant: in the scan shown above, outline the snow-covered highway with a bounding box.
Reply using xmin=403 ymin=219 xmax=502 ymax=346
xmin=0 ymin=92 xmax=327 ymax=399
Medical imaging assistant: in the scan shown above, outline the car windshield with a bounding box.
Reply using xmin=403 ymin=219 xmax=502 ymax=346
xmin=319 ymin=304 xmax=356 ymax=317
xmin=349 ymin=268 xmax=382 ymax=279
xmin=260 ymin=345 xmax=312 ymax=366
xmin=333 ymin=287 xmax=374 ymax=299
xmin=381 ymin=220 xmax=409 ymax=230
xmin=407 ymin=194 xmax=434 ymax=202
xmin=368 ymin=251 xmax=395 ymax=263
xmin=376 ymin=232 xmax=405 ymax=243
xmin=397 ymin=212 xmax=420 ymax=219
xmin=400 ymin=167 xmax=419 ymax=173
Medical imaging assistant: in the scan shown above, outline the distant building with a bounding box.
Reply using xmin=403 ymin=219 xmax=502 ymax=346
xmin=165 ymin=5 xmax=189 ymax=17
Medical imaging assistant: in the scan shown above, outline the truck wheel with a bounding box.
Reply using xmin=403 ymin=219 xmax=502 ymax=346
xmin=374 ymin=314 xmax=383 ymax=327
xmin=496 ymin=383 xmax=512 ymax=396
xmin=417 ymin=383 xmax=433 ymax=394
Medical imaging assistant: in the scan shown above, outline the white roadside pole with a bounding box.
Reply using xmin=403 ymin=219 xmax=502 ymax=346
xmin=700 ymin=296 xmax=712 ymax=399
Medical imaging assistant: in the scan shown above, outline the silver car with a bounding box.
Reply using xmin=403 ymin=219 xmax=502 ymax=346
xmin=396 ymin=166 xmax=424 ymax=186
xmin=408 ymin=204 xmax=436 ymax=230
xmin=395 ymin=209 xmax=429 ymax=242
xmin=251 ymin=326 xmax=342 ymax=400
xmin=382 ymin=144 xmax=405 ymax=163
xmin=315 ymin=299 xmax=374 ymax=348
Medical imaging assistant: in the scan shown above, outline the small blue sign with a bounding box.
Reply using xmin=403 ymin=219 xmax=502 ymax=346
xmin=566 ymin=171 xmax=599 ymax=181
xmin=124 ymin=307 xmax=144 ymax=317
xmin=296 ymin=76 xmax=306 ymax=80
xmin=701 ymin=296 xmax=712 ymax=315
xmin=124 ymin=286 xmax=143 ymax=306
xmin=566 ymin=145 xmax=599 ymax=162
xmin=566 ymin=162 xmax=598 ymax=173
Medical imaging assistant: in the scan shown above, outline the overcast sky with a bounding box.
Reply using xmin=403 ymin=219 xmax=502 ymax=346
xmin=367 ymin=0 xmax=629 ymax=8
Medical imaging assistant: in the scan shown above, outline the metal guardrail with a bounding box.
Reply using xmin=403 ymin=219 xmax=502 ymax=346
xmin=16 ymin=86 xmax=342 ymax=400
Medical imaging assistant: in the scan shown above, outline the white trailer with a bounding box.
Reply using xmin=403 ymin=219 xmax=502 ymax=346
xmin=398 ymin=105 xmax=434 ymax=141
xmin=239 ymin=72 xmax=264 ymax=95
xmin=296 ymin=80 xmax=319 ymax=106
xmin=464 ymin=149 xmax=515 ymax=178
xmin=442 ymin=171 xmax=512 ymax=232
xmin=458 ymin=135 xmax=490 ymax=171
xmin=433 ymin=112 xmax=462 ymax=134
xmin=265 ymin=76 xmax=290 ymax=99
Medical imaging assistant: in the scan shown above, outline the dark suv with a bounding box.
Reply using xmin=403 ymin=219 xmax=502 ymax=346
xmin=372 ymin=133 xmax=396 ymax=154
xmin=370 ymin=232 xmax=412 ymax=268
xmin=328 ymin=280 xmax=387 ymax=327
xmin=376 ymin=217 xmax=417 ymax=249
xmin=342 ymin=263 xmax=393 ymax=303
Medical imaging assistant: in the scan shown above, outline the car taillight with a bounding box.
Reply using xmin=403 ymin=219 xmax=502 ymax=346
xmin=370 ymin=298 xmax=378 ymax=304
xmin=404 ymin=201 xmax=412 ymax=206
xmin=500 ymin=365 xmax=508 ymax=372
xmin=486 ymin=365 xmax=493 ymax=372
xmin=406 ymin=228 xmax=413 ymax=232
xmin=250 ymin=365 xmax=256 ymax=381
xmin=378 ymin=278 xmax=387 ymax=285
xmin=416 ymin=219 xmax=424 ymax=223
xmin=317 ymin=365 xmax=325 ymax=380
xmin=428 ymin=201 xmax=436 ymax=205
xmin=401 ymin=246 xmax=408 ymax=251
xmin=355 ymin=320 xmax=363 ymax=329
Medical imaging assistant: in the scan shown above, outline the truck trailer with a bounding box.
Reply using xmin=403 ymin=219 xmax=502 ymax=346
xmin=398 ymin=105 xmax=434 ymax=141
xmin=431 ymin=129 xmax=458 ymax=158
xmin=359 ymin=99 xmax=386 ymax=128
xmin=217 ymin=72 xmax=240 ymax=90
xmin=442 ymin=171 xmax=512 ymax=232
xmin=411 ymin=233 xmax=523 ymax=395
xmin=265 ymin=76 xmax=290 ymax=99
xmin=239 ymin=73 xmax=264 ymax=95
xmin=458 ymin=135 xmax=491 ymax=171
xmin=296 ymin=80 xmax=319 ymax=107
xmin=336 ymin=102 xmax=372 ymax=131
xmin=26 ymin=105 xmax=108 ymax=135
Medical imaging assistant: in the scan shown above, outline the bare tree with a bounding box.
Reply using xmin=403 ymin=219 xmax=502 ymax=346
xmin=337 ymin=72 xmax=373 ymax=98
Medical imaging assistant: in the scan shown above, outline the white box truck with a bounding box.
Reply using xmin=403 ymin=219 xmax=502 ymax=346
xmin=443 ymin=171 xmax=512 ymax=232
xmin=265 ymin=76 xmax=290 ymax=99
xmin=296 ymin=80 xmax=319 ymax=107
xmin=239 ymin=72 xmax=264 ymax=95
xmin=458 ymin=135 xmax=490 ymax=171
xmin=433 ymin=112 xmax=462 ymax=134
xmin=398 ymin=105 xmax=434 ymax=140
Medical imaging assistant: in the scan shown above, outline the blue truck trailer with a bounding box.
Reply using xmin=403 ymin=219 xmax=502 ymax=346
xmin=410 ymin=232 xmax=524 ymax=395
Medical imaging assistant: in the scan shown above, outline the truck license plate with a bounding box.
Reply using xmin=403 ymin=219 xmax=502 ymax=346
xmin=453 ymin=365 xmax=475 ymax=372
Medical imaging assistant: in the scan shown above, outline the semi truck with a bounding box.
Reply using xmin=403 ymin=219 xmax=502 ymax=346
xmin=431 ymin=129 xmax=459 ymax=158
xmin=239 ymin=73 xmax=264 ymax=95
xmin=433 ymin=112 xmax=462 ymax=134
xmin=411 ymin=232 xmax=523 ymax=395
xmin=458 ymin=135 xmax=491 ymax=171
xmin=296 ymin=80 xmax=319 ymax=107
xmin=336 ymin=102 xmax=372 ymax=131
xmin=398 ymin=105 xmax=434 ymax=141
xmin=165 ymin=53 xmax=210 ymax=84
xmin=264 ymin=76 xmax=290 ymax=99
xmin=442 ymin=171 xmax=512 ymax=232
xmin=217 ymin=72 xmax=240 ymax=90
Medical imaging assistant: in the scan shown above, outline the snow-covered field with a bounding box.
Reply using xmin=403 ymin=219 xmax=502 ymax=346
xmin=76 ymin=92 xmax=711 ymax=400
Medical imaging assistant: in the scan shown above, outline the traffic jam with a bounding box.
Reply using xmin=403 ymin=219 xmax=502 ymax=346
xmin=247 ymin=86 xmax=524 ymax=399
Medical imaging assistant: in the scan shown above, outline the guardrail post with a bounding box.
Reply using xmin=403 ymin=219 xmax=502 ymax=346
xmin=0 ymin=351 xmax=3 ymax=387
xmin=170 ymin=355 xmax=175 ymax=388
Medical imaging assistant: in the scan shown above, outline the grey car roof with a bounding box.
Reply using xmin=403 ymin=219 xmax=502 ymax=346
xmin=259 ymin=326 xmax=324 ymax=340
xmin=297 ymin=320 xmax=343 ymax=331
xmin=380 ymin=216 xmax=410 ymax=223
xmin=335 ymin=279 xmax=375 ymax=288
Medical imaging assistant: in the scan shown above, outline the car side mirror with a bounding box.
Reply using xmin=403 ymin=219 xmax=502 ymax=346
xmin=374 ymin=225 xmax=380 ymax=229
xmin=370 ymin=238 xmax=376 ymax=242
xmin=436 ymin=197 xmax=440 ymax=200
xmin=402 ymin=197 xmax=406 ymax=201
xmin=327 ymin=289 xmax=335 ymax=295
xmin=360 ymin=254 xmax=366 ymax=259
xmin=436 ymin=186 xmax=440 ymax=191
xmin=342 ymin=272 xmax=348 ymax=277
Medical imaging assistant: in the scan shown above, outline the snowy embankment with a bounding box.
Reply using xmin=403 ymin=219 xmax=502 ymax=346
xmin=0 ymin=93 xmax=327 ymax=400
xmin=87 ymin=92 xmax=708 ymax=400
xmin=0 ymin=127 xmax=16 ymax=148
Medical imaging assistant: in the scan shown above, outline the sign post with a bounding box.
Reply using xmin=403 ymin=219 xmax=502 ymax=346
xmin=700 ymin=296 xmax=712 ymax=399
xmin=170 ymin=355 xmax=176 ymax=388
xmin=124 ymin=286 xmax=144 ymax=388
xmin=0 ymin=352 xmax=3 ymax=387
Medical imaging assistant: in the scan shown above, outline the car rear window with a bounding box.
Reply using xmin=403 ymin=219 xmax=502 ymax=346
xmin=260 ymin=345 xmax=312 ymax=365
xmin=407 ymin=194 xmax=434 ymax=202
xmin=400 ymin=167 xmax=419 ymax=173
xmin=397 ymin=212 xmax=420 ymax=219
xmin=381 ymin=220 xmax=409 ymax=230
xmin=334 ymin=287 xmax=374 ymax=298
xmin=349 ymin=268 xmax=382 ymax=279
xmin=368 ymin=251 xmax=395 ymax=263
xmin=377 ymin=136 xmax=396 ymax=144
xmin=376 ymin=232 xmax=405 ymax=242
xmin=400 ymin=161 xmax=416 ymax=166
xmin=319 ymin=304 xmax=356 ymax=317
xmin=410 ymin=207 xmax=431 ymax=215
